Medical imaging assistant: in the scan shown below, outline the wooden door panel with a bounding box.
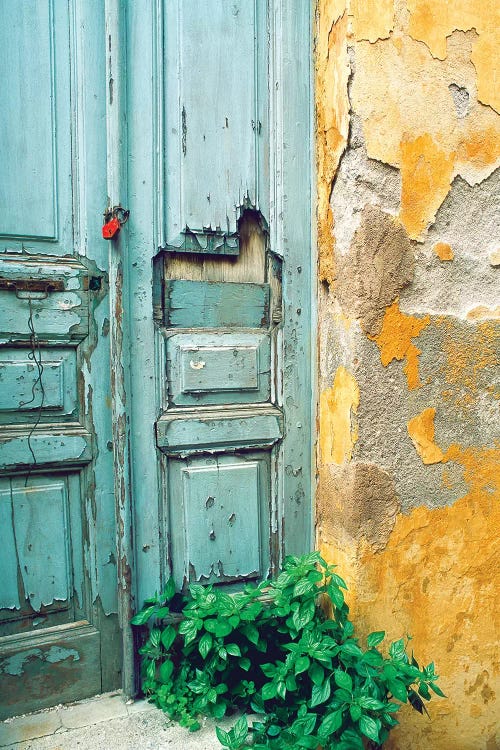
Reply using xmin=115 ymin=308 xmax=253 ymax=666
xmin=168 ymin=452 xmax=270 ymax=585
xmin=0 ymin=0 xmax=73 ymax=254
xmin=0 ymin=0 xmax=119 ymax=716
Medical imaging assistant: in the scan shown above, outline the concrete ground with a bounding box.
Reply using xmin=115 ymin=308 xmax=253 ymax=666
xmin=0 ymin=692 xmax=232 ymax=749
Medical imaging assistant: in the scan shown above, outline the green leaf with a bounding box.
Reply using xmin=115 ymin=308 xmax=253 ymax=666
xmin=239 ymin=657 xmax=251 ymax=671
xmin=262 ymin=682 xmax=277 ymax=701
xmin=212 ymin=702 xmax=226 ymax=719
xmin=310 ymin=677 xmax=331 ymax=707
xmin=367 ymin=631 xmax=385 ymax=648
xmin=160 ymin=577 xmax=176 ymax=602
xmin=295 ymin=655 xmax=310 ymax=675
xmin=150 ymin=628 xmax=161 ymax=648
xmin=293 ymin=600 xmax=315 ymax=631
xmin=350 ymin=704 xmax=362 ymax=722
xmin=341 ymin=641 xmax=364 ymax=658
xmin=328 ymin=583 xmax=345 ymax=609
xmin=359 ymin=715 xmax=380 ymax=744
xmin=267 ymin=725 xmax=281 ymax=737
xmin=309 ymin=661 xmax=325 ymax=686
xmin=418 ymin=682 xmax=431 ymax=700
xmin=362 ymin=650 xmax=384 ymax=667
xmin=319 ymin=708 xmax=343 ymax=737
xmin=131 ymin=605 xmax=157 ymax=625
xmin=297 ymin=736 xmax=319 ymax=749
xmin=233 ymin=715 xmax=248 ymax=745
xmin=388 ymin=679 xmax=408 ymax=703
xmin=146 ymin=659 xmax=156 ymax=680
xmin=358 ymin=696 xmax=386 ymax=711
xmin=161 ymin=625 xmax=176 ymax=651
xmin=156 ymin=606 xmax=171 ymax=619
xmin=241 ymin=623 xmax=259 ymax=644
xmin=334 ymin=670 xmax=352 ymax=692
xmin=293 ymin=578 xmax=316 ymax=598
xmin=159 ymin=659 xmax=173 ymax=683
xmin=207 ymin=619 xmax=233 ymax=637
xmin=225 ymin=643 xmax=241 ymax=657
xmin=389 ymin=638 xmax=406 ymax=659
xmin=199 ymin=632 xmax=213 ymax=659
xmin=330 ymin=572 xmax=348 ymax=589
xmin=215 ymin=726 xmax=230 ymax=747
xmin=430 ymin=682 xmax=447 ymax=698
xmin=277 ymin=681 xmax=287 ymax=700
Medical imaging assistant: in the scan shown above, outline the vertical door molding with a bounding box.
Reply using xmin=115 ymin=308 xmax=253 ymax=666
xmin=104 ymin=0 xmax=135 ymax=697
xmin=269 ymin=1 xmax=315 ymax=558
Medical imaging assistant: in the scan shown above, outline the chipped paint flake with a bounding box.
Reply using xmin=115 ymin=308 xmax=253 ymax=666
xmin=433 ymin=242 xmax=454 ymax=261
xmin=320 ymin=366 xmax=359 ymax=465
xmin=400 ymin=134 xmax=455 ymax=239
xmin=370 ymin=300 xmax=430 ymax=389
xmin=407 ymin=407 xmax=445 ymax=464
xmin=350 ymin=0 xmax=394 ymax=43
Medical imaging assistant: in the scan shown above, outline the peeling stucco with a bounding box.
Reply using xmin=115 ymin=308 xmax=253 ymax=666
xmin=370 ymin=300 xmax=430 ymax=390
xmin=316 ymin=0 xmax=500 ymax=746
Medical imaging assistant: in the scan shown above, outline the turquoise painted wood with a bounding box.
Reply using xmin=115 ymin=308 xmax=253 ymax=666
xmin=163 ymin=0 xmax=268 ymax=254
xmin=127 ymin=0 xmax=314 ymax=600
xmin=168 ymin=453 xmax=271 ymax=585
xmin=165 ymin=280 xmax=270 ymax=328
xmin=167 ymin=332 xmax=271 ymax=406
xmin=0 ymin=0 xmax=120 ymax=718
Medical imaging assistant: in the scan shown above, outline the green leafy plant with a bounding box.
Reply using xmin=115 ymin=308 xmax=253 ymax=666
xmin=132 ymin=552 xmax=445 ymax=748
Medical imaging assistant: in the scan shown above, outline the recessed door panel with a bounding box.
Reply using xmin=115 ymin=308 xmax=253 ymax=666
xmin=167 ymin=332 xmax=271 ymax=406
xmin=168 ymin=453 xmax=270 ymax=585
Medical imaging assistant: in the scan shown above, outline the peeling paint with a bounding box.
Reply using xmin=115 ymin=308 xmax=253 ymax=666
xmin=316 ymin=0 xmax=350 ymax=285
xmin=370 ymin=300 xmax=430 ymax=389
xmin=0 ymin=646 xmax=80 ymax=677
xmin=407 ymin=407 xmax=445 ymax=464
xmin=350 ymin=0 xmax=394 ymax=43
xmin=433 ymin=241 xmax=454 ymax=261
xmin=319 ymin=366 xmax=359 ymax=465
xmin=316 ymin=1 xmax=500 ymax=746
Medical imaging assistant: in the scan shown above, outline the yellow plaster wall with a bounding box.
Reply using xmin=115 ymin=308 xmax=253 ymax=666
xmin=316 ymin=1 xmax=500 ymax=747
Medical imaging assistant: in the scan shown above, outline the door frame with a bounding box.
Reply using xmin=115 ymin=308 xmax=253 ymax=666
xmin=110 ymin=1 xmax=316 ymax=694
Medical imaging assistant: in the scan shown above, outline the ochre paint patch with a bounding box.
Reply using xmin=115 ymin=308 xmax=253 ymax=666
xmin=407 ymin=407 xmax=499 ymax=505
xmin=350 ymin=0 xmax=394 ymax=43
xmin=316 ymin=1 xmax=349 ymax=285
xmin=433 ymin=242 xmax=454 ymax=261
xmin=351 ymin=33 xmax=500 ymax=236
xmin=319 ymin=366 xmax=360 ymax=465
xmin=406 ymin=0 xmax=500 ymax=112
xmin=399 ymin=134 xmax=455 ymax=239
xmin=370 ymin=300 xmax=430 ymax=389
xmin=319 ymin=474 xmax=500 ymax=748
xmin=407 ymin=407 xmax=445 ymax=464
xmin=439 ymin=319 xmax=499 ymax=395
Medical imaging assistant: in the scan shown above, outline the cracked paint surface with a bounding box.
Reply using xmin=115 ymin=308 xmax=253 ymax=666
xmin=316 ymin=0 xmax=500 ymax=746
xmin=320 ymin=366 xmax=359 ymax=465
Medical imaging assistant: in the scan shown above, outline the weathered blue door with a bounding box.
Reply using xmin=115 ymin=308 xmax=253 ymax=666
xmin=0 ymin=0 xmax=313 ymax=715
xmin=0 ymin=1 xmax=120 ymax=717
xmin=126 ymin=0 xmax=314 ymax=608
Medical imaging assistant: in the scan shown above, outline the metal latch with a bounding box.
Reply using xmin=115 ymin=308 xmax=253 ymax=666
xmin=0 ymin=277 xmax=65 ymax=295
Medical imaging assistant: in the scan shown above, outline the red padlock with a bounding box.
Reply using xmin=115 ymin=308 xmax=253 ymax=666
xmin=102 ymin=216 xmax=121 ymax=239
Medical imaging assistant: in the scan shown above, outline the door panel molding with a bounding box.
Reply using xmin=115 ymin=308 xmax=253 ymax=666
xmin=126 ymin=0 xmax=314 ymax=680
